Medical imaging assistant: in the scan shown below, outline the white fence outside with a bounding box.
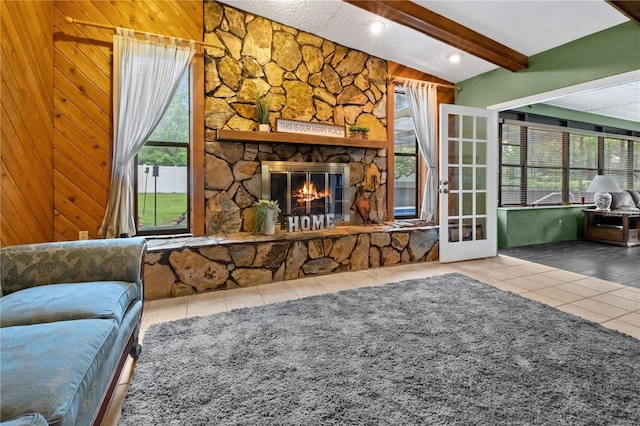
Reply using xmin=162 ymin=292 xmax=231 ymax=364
xmin=137 ymin=165 xmax=187 ymax=194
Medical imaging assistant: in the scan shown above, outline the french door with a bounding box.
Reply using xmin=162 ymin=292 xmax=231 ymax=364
xmin=439 ymin=104 xmax=498 ymax=263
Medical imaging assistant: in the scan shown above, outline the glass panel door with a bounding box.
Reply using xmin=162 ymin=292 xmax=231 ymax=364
xmin=439 ymin=105 xmax=498 ymax=263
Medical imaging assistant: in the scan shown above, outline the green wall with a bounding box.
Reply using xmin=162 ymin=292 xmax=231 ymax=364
xmin=498 ymin=206 xmax=587 ymax=248
xmin=456 ymin=22 xmax=640 ymax=130
xmin=460 ymin=23 xmax=637 ymax=249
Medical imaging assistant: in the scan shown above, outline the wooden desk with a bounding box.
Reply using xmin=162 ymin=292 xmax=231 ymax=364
xmin=583 ymin=209 xmax=640 ymax=247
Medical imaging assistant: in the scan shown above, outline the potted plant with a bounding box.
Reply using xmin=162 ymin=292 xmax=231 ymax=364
xmin=253 ymin=199 xmax=281 ymax=235
xmin=256 ymin=93 xmax=270 ymax=132
xmin=348 ymin=124 xmax=369 ymax=139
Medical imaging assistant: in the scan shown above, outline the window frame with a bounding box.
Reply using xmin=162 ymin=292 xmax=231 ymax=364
xmin=499 ymin=114 xmax=640 ymax=207
xmin=525 ymin=126 xmax=565 ymax=206
xmin=392 ymin=87 xmax=420 ymax=219
xmin=134 ymin=59 xmax=204 ymax=237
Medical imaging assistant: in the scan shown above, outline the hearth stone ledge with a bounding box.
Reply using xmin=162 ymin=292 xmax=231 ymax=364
xmin=143 ymin=225 xmax=440 ymax=301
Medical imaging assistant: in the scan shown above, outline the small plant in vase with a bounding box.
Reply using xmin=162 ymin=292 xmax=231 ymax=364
xmin=253 ymin=199 xmax=281 ymax=235
xmin=256 ymin=93 xmax=270 ymax=132
xmin=348 ymin=124 xmax=369 ymax=139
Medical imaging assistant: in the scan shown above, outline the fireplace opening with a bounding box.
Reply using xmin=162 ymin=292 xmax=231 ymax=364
xmin=261 ymin=161 xmax=350 ymax=225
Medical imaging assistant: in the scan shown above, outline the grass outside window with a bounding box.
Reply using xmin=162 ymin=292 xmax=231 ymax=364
xmin=137 ymin=193 xmax=187 ymax=229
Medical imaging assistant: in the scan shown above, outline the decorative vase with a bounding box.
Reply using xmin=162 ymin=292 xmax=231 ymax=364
xmin=264 ymin=207 xmax=276 ymax=235
xmin=259 ymin=123 xmax=270 ymax=132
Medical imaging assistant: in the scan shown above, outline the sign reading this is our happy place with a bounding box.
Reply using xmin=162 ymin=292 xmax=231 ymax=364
xmin=276 ymin=119 xmax=345 ymax=138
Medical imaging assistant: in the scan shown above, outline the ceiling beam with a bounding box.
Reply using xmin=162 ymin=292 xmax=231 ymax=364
xmin=342 ymin=0 xmax=528 ymax=72
xmin=606 ymin=1 xmax=640 ymax=25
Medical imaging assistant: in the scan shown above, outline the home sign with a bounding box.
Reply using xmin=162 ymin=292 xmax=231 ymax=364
xmin=287 ymin=214 xmax=335 ymax=232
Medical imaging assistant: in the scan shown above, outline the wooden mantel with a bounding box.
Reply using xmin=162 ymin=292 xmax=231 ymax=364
xmin=214 ymin=129 xmax=387 ymax=149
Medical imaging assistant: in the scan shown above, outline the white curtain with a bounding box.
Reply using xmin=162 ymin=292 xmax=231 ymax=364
xmin=403 ymin=81 xmax=438 ymax=222
xmin=99 ymin=28 xmax=195 ymax=238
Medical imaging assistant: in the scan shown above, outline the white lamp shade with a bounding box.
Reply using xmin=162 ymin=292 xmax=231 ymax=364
xmin=586 ymin=175 xmax=621 ymax=193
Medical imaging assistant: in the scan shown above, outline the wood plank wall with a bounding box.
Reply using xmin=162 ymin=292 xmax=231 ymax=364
xmin=1 ymin=1 xmax=55 ymax=247
xmin=388 ymin=60 xmax=456 ymax=105
xmin=1 ymin=1 xmax=202 ymax=246
xmin=52 ymin=0 xmax=202 ymax=241
xmin=1 ymin=1 xmax=456 ymax=245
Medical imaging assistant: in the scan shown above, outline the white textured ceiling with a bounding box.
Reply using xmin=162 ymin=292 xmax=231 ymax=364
xmin=543 ymin=80 xmax=640 ymax=123
xmin=217 ymin=0 xmax=637 ymax=124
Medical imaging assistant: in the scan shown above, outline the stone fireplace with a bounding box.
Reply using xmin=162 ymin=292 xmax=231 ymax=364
xmin=204 ymin=140 xmax=387 ymax=234
xmin=202 ymin=1 xmax=390 ymax=235
xmin=139 ymin=2 xmax=447 ymax=300
xmin=261 ymin=161 xmax=351 ymax=226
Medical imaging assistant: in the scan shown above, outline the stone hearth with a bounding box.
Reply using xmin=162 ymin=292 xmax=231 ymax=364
xmin=143 ymin=225 xmax=439 ymax=300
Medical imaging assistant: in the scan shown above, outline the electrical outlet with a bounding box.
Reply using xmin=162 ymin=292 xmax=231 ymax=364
xmin=79 ymin=231 xmax=89 ymax=240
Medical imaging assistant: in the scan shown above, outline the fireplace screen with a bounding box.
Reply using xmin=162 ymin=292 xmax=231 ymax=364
xmin=261 ymin=161 xmax=350 ymax=223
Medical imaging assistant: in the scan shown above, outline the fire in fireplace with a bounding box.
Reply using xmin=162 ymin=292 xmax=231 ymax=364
xmin=261 ymin=161 xmax=351 ymax=224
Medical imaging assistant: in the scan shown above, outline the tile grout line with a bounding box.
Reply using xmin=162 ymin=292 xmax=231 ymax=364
xmin=552 ymin=297 xmax=636 ymax=324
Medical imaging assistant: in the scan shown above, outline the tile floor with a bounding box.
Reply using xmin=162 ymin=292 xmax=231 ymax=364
xmin=102 ymin=255 xmax=640 ymax=425
xmin=500 ymin=240 xmax=640 ymax=287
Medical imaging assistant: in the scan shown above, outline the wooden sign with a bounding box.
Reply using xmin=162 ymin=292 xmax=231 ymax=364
xmin=276 ymin=119 xmax=345 ymax=138
xmin=287 ymin=214 xmax=335 ymax=232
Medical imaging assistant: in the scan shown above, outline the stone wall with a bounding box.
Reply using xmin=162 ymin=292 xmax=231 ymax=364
xmin=203 ymin=1 xmax=389 ymax=234
xmin=204 ymin=142 xmax=388 ymax=234
xmin=144 ymin=226 xmax=439 ymax=300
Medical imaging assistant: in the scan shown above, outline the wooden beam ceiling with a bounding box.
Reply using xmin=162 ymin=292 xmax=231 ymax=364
xmin=342 ymin=0 xmax=528 ymax=73
xmin=606 ymin=1 xmax=640 ymax=25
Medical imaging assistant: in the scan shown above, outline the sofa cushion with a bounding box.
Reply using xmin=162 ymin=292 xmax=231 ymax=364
xmin=0 ymin=319 xmax=118 ymax=425
xmin=0 ymin=281 xmax=138 ymax=328
xmin=626 ymin=189 xmax=640 ymax=208
xmin=609 ymin=191 xmax=637 ymax=210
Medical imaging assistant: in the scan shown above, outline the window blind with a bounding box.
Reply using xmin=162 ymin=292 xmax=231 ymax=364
xmin=499 ymin=119 xmax=640 ymax=206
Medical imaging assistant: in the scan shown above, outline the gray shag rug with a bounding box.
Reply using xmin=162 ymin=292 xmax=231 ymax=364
xmin=119 ymin=273 xmax=640 ymax=425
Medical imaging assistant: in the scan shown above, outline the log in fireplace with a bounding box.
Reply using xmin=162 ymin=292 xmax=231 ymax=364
xmin=261 ymin=161 xmax=351 ymax=225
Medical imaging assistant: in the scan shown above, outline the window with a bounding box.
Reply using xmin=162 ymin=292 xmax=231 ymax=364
xmin=393 ymin=88 xmax=418 ymax=217
xmin=569 ymin=133 xmax=598 ymax=203
xmin=499 ymin=124 xmax=523 ymax=205
xmin=499 ymin=117 xmax=640 ymax=206
xmin=604 ymin=137 xmax=632 ymax=189
xmin=526 ymin=128 xmax=564 ymax=205
xmin=136 ymin=71 xmax=190 ymax=234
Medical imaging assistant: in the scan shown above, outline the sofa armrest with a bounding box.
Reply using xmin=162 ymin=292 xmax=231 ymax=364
xmin=1 ymin=238 xmax=146 ymax=296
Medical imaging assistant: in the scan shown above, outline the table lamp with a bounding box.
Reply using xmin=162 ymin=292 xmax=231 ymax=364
xmin=586 ymin=175 xmax=621 ymax=210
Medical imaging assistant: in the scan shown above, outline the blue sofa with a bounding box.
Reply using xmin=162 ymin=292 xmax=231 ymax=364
xmin=0 ymin=238 xmax=146 ymax=426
